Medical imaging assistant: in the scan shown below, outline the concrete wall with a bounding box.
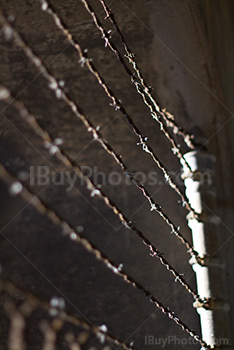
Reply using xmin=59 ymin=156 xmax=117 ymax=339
xmin=0 ymin=0 xmax=233 ymax=349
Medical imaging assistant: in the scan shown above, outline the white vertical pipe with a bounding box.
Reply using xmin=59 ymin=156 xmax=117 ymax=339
xmin=182 ymin=151 xmax=231 ymax=349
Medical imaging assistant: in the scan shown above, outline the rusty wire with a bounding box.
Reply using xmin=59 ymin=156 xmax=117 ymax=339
xmin=7 ymin=304 xmax=26 ymax=350
xmin=0 ymin=164 xmax=210 ymax=350
xmin=34 ymin=0 xmax=202 ymax=266
xmin=0 ymin=13 xmax=201 ymax=258
xmin=0 ymin=278 xmax=131 ymax=350
xmin=38 ymin=0 xmax=198 ymax=219
xmin=0 ymin=7 xmax=210 ymax=349
xmin=0 ymin=86 xmax=204 ymax=303
xmin=98 ymin=0 xmax=195 ymax=150
xmin=79 ymin=0 xmax=195 ymax=171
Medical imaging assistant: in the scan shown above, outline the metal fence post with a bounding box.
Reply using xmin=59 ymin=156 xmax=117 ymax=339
xmin=182 ymin=150 xmax=231 ymax=349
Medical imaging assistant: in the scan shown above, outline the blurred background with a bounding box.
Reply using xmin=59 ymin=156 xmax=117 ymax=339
xmin=0 ymin=0 xmax=233 ymax=349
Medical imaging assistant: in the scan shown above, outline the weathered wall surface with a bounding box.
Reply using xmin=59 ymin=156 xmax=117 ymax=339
xmin=0 ymin=0 xmax=233 ymax=349
xmin=198 ymin=0 xmax=234 ymax=346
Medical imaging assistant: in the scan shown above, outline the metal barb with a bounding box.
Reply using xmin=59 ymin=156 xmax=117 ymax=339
xmin=0 ymin=11 xmax=199 ymax=259
xmin=0 ymin=86 xmax=201 ymax=304
xmin=0 ymin=164 xmax=209 ymax=349
xmin=98 ymin=0 xmax=195 ymax=150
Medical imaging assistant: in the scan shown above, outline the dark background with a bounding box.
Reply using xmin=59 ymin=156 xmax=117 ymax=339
xmin=0 ymin=0 xmax=234 ymax=349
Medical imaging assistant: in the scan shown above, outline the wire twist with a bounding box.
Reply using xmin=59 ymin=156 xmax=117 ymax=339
xmin=79 ymin=0 xmax=195 ymax=172
xmin=0 ymin=278 xmax=132 ymax=350
xmin=39 ymin=0 xmax=198 ymax=218
xmin=0 ymin=164 xmax=210 ymax=350
xmin=0 ymin=8 xmax=211 ymax=349
xmin=98 ymin=0 xmax=195 ymax=150
xmin=0 ymin=87 xmax=203 ymax=303
xmin=0 ymin=14 xmax=200 ymax=257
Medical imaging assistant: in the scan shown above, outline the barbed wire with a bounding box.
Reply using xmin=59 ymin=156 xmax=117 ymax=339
xmin=0 ymin=87 xmax=203 ymax=303
xmin=33 ymin=0 xmax=201 ymax=261
xmin=0 ymin=13 xmax=201 ymax=258
xmin=0 ymin=278 xmax=131 ymax=350
xmin=0 ymin=164 xmax=210 ymax=350
xmin=79 ymin=0 xmax=195 ymax=173
xmin=98 ymin=0 xmax=195 ymax=150
xmin=38 ymin=0 xmax=198 ymax=219
xmin=6 ymin=303 xmax=27 ymax=350
xmin=0 ymin=6 xmax=211 ymax=349
xmin=3 ymin=294 xmax=91 ymax=350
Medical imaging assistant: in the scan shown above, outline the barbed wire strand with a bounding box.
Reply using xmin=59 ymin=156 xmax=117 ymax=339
xmin=38 ymin=0 xmax=198 ymax=219
xmin=0 ymin=278 xmax=132 ymax=350
xmin=0 ymin=14 xmax=200 ymax=257
xmin=0 ymin=87 xmax=204 ymax=304
xmin=3 ymin=295 xmax=92 ymax=350
xmin=65 ymin=331 xmax=90 ymax=350
xmin=98 ymin=0 xmax=195 ymax=150
xmin=6 ymin=303 xmax=26 ymax=350
xmin=16 ymin=0 xmax=200 ymax=260
xmin=79 ymin=0 xmax=195 ymax=174
xmin=39 ymin=319 xmax=70 ymax=350
xmin=0 ymin=166 xmax=210 ymax=350
xmin=40 ymin=321 xmax=57 ymax=350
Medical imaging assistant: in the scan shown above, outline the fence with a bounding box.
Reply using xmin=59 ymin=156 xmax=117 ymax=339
xmin=0 ymin=1 xmax=231 ymax=349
